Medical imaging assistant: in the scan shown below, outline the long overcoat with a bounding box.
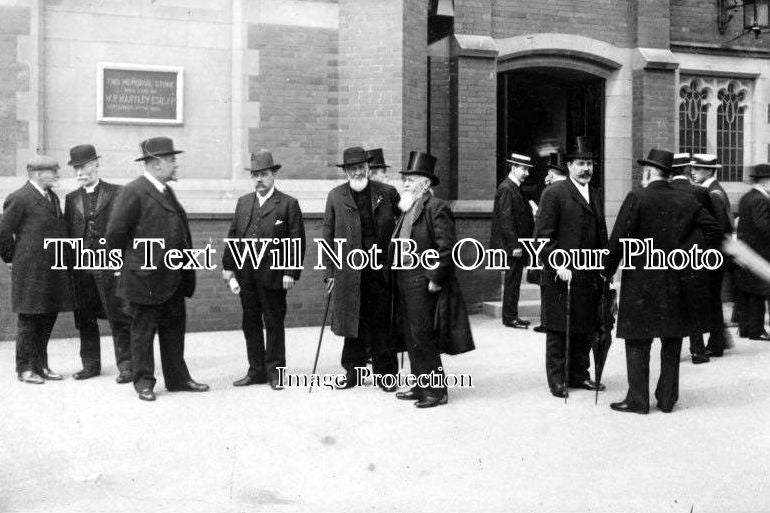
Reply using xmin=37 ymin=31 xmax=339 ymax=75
xmin=322 ymin=180 xmax=399 ymax=338
xmin=0 ymin=182 xmax=74 ymax=313
xmin=534 ymin=178 xmax=607 ymax=334
xmin=605 ymin=180 xmax=722 ymax=339
xmin=734 ymin=188 xmax=770 ymax=296
xmin=490 ymin=177 xmax=534 ymax=253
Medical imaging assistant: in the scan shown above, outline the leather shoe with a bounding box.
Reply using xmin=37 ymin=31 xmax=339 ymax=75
xmin=167 ymin=380 xmax=209 ymax=392
xmin=269 ymin=376 xmax=284 ymax=390
xmin=396 ymin=389 xmax=421 ymax=401
xmin=137 ymin=388 xmax=156 ymax=401
xmin=17 ymin=370 xmax=44 ymax=384
xmin=533 ymin=325 xmax=547 ymax=333
xmin=569 ymin=379 xmax=606 ymax=391
xmin=550 ymin=385 xmax=567 ymax=398
xmin=73 ymin=368 xmax=100 ymax=380
xmin=749 ymin=332 xmax=770 ymax=341
xmin=415 ymin=393 xmax=448 ymax=408
xmin=503 ymin=318 xmax=529 ymax=329
xmin=657 ymin=403 xmax=674 ymax=413
xmin=40 ymin=368 xmax=63 ymax=380
xmin=338 ymin=372 xmax=358 ymax=389
xmin=610 ymin=400 xmax=649 ymax=414
xmin=691 ymin=354 xmax=710 ymax=364
xmin=704 ymin=348 xmax=723 ymax=357
xmin=115 ymin=370 xmax=133 ymax=384
xmin=233 ymin=374 xmax=268 ymax=386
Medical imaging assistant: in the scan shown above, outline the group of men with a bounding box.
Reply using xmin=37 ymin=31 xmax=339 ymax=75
xmin=0 ymin=138 xmax=471 ymax=408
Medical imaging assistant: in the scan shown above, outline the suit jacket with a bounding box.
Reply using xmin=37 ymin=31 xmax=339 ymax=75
xmin=106 ymin=175 xmax=195 ymax=305
xmin=669 ymin=177 xmax=715 ymax=215
xmin=0 ymin=182 xmax=74 ymax=313
xmin=707 ymin=179 xmax=734 ymax=235
xmin=735 ymin=188 xmax=770 ymax=296
xmin=222 ymin=189 xmax=306 ymax=289
xmin=605 ymin=180 xmax=722 ymax=339
xmin=534 ymin=178 xmax=607 ymax=333
xmin=490 ymin=177 xmax=534 ymax=254
xmin=322 ymin=180 xmax=400 ymax=337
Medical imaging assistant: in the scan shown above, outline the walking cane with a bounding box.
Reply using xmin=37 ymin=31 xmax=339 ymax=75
xmin=309 ymin=290 xmax=333 ymax=394
xmin=564 ymin=278 xmax=572 ymax=404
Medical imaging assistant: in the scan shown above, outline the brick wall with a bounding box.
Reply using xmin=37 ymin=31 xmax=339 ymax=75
xmin=671 ymin=0 xmax=770 ymax=49
xmin=402 ymin=0 xmax=429 ymax=161
xmin=455 ymin=0 xmax=492 ymax=36
xmin=632 ymin=68 xmax=677 ymax=185
xmin=247 ymin=24 xmax=339 ymax=178
xmin=0 ymin=4 xmax=31 ymax=176
xmin=429 ymin=56 xmax=452 ymax=198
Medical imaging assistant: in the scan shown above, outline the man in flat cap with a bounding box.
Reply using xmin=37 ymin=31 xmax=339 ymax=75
xmin=106 ymin=137 xmax=209 ymax=401
xmin=64 ymin=144 xmax=132 ymax=382
xmin=322 ymin=145 xmax=400 ymax=391
xmin=222 ymin=149 xmax=306 ymax=390
xmin=491 ymin=152 xmax=534 ymax=329
xmin=0 ymin=155 xmax=74 ymax=384
xmin=366 ymin=148 xmax=390 ymax=184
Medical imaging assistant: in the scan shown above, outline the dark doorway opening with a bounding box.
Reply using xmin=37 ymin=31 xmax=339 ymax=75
xmin=497 ymin=68 xmax=604 ymax=202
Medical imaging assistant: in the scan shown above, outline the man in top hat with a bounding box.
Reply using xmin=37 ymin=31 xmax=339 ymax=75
xmin=605 ymin=149 xmax=721 ymax=414
xmin=534 ymin=136 xmax=607 ymax=398
xmin=668 ymin=152 xmax=719 ymax=364
xmin=222 ymin=150 xmax=306 ymax=390
xmin=322 ymin=146 xmax=400 ymax=391
xmin=366 ymin=148 xmax=390 ymax=183
xmin=734 ymin=164 xmax=770 ymax=341
xmin=544 ymin=152 xmax=568 ymax=186
xmin=63 ymin=144 xmax=133 ymax=382
xmin=391 ymin=151 xmax=472 ymax=408
xmin=0 ymin=155 xmax=74 ymax=384
xmin=106 ymin=137 xmax=209 ymax=401
xmin=690 ymin=153 xmax=734 ymax=354
xmin=491 ymin=152 xmax=534 ymax=329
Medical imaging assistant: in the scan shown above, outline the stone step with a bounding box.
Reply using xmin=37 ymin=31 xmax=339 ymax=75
xmin=482 ymin=299 xmax=541 ymax=319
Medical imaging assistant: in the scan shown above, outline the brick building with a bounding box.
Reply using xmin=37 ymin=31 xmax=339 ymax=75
xmin=1 ymin=0 xmax=768 ymax=339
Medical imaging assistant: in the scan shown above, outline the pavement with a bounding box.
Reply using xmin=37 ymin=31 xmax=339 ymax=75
xmin=1 ymin=315 xmax=769 ymax=513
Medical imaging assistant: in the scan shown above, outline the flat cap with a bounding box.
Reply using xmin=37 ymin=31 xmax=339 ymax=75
xmin=26 ymin=155 xmax=60 ymax=172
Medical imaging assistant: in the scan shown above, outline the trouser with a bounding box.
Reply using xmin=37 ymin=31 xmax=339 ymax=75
xmin=624 ymin=337 xmax=683 ymax=409
xmin=396 ymin=270 xmax=445 ymax=398
xmin=341 ymin=270 xmax=398 ymax=377
xmin=129 ymin=291 xmax=191 ymax=392
xmin=689 ymin=270 xmax=726 ymax=354
xmin=741 ymin=293 xmax=767 ymax=338
xmin=502 ymin=258 xmax=525 ymax=322
xmin=545 ymin=330 xmax=591 ymax=391
xmin=76 ymin=269 xmax=132 ymax=372
xmin=239 ymin=272 xmax=287 ymax=378
xmin=16 ymin=313 xmax=58 ymax=373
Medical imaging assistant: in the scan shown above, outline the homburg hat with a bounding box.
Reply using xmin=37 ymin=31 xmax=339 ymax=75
xmin=637 ymin=148 xmax=674 ymax=172
xmin=245 ymin=149 xmax=281 ymax=172
xmin=336 ymin=146 xmax=373 ymax=168
xmin=134 ymin=136 xmax=183 ymax=162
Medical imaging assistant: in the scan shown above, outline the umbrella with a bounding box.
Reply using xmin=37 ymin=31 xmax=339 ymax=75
xmin=592 ymin=276 xmax=616 ymax=404
xmin=563 ymin=279 xmax=571 ymax=403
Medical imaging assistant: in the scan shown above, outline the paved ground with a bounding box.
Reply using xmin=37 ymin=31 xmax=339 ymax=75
xmin=1 ymin=315 xmax=769 ymax=513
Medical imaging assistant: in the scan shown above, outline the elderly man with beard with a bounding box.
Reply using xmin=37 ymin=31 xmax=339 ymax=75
xmin=534 ymin=136 xmax=607 ymax=398
xmin=322 ymin=146 xmax=400 ymax=391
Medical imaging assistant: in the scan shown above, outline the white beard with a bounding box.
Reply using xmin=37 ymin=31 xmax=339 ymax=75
xmin=398 ymin=191 xmax=417 ymax=212
xmin=349 ymin=176 xmax=368 ymax=192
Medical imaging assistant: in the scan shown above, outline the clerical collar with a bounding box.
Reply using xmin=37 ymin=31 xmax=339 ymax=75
xmin=143 ymin=171 xmax=166 ymax=193
xmin=84 ymin=179 xmax=100 ymax=194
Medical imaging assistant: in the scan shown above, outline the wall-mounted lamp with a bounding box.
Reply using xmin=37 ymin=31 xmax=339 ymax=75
xmin=719 ymin=0 xmax=770 ymax=39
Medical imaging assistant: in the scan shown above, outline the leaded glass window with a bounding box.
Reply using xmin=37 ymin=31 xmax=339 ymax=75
xmin=717 ymin=81 xmax=748 ymax=182
xmin=679 ymin=79 xmax=710 ymax=155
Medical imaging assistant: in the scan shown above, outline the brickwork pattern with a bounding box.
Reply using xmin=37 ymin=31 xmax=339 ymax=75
xmin=0 ymin=5 xmax=31 ymax=176
xmin=402 ymin=0 xmax=429 ymax=161
xmin=671 ymin=0 xmax=770 ymax=49
xmin=455 ymin=0 xmax=492 ymax=36
xmin=429 ymin=56 xmax=452 ymax=198
xmin=632 ymin=69 xmax=677 ymax=186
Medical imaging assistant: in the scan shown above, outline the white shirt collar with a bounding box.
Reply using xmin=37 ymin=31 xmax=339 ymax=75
xmin=143 ymin=171 xmax=166 ymax=193
xmin=28 ymin=180 xmax=48 ymax=198
xmin=256 ymin=186 xmax=275 ymax=206
xmin=551 ymin=175 xmax=567 ymax=183
xmin=671 ymin=175 xmax=689 ymax=181
xmin=508 ymin=173 xmax=521 ymax=187
xmin=569 ymin=176 xmax=590 ymax=203
xmin=754 ymin=185 xmax=769 ymax=198
xmin=702 ymin=176 xmax=717 ymax=188
xmin=83 ymin=179 xmax=100 ymax=194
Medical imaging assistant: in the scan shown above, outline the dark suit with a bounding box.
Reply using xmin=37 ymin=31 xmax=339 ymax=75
xmin=0 ymin=182 xmax=74 ymax=373
xmin=64 ymin=181 xmax=132 ymax=373
xmin=322 ymin=180 xmax=400 ymax=375
xmin=605 ymin=180 xmax=722 ymax=410
xmin=106 ymin=175 xmax=196 ymax=392
xmin=490 ymin=177 xmax=534 ymax=322
xmin=534 ymin=178 xmax=607 ymax=392
xmin=734 ymin=188 xmax=770 ymax=337
xmin=222 ymin=188 xmax=306 ymax=379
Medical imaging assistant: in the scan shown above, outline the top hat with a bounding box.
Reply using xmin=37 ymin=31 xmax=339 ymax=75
xmin=336 ymin=146 xmax=373 ymax=168
xmin=637 ymin=148 xmax=674 ymax=172
xmin=366 ymin=148 xmax=389 ymax=169
xmin=566 ymin=136 xmax=595 ymax=160
xmin=671 ymin=152 xmax=692 ymax=168
xmin=26 ymin=155 xmax=60 ymax=172
xmin=506 ymin=152 xmax=533 ymax=168
xmin=245 ymin=149 xmax=281 ymax=173
xmin=68 ymin=144 xmax=100 ymax=167
xmin=750 ymin=163 xmax=770 ymax=179
xmin=134 ymin=137 xmax=184 ymax=162
xmin=400 ymin=151 xmax=439 ymax=186
xmin=691 ymin=153 xmax=722 ymax=169
xmin=547 ymin=152 xmax=567 ymax=174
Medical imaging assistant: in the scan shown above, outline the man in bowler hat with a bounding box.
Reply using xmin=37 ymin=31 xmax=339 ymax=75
xmin=322 ymin=146 xmax=400 ymax=391
xmin=0 ymin=155 xmax=74 ymax=384
xmin=605 ymin=149 xmax=721 ymax=414
xmin=366 ymin=148 xmax=390 ymax=183
xmin=64 ymin=144 xmax=133 ymax=382
xmin=106 ymin=137 xmax=209 ymax=401
xmin=222 ymin=150 xmax=306 ymax=390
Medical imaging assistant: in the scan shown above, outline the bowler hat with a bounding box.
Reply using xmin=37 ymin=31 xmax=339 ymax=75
xmin=366 ymin=148 xmax=389 ymax=169
xmin=26 ymin=155 xmax=60 ymax=172
xmin=506 ymin=152 xmax=533 ymax=168
xmin=750 ymin=164 xmax=770 ymax=179
xmin=566 ymin=136 xmax=595 ymax=160
xmin=671 ymin=152 xmax=692 ymax=168
xmin=547 ymin=152 xmax=567 ymax=174
xmin=691 ymin=153 xmax=722 ymax=169
xmin=68 ymin=144 xmax=100 ymax=167
xmin=400 ymin=151 xmax=439 ymax=186
xmin=637 ymin=149 xmax=673 ymax=172
xmin=134 ymin=136 xmax=183 ymax=162
xmin=336 ymin=146 xmax=373 ymax=168
xmin=245 ymin=149 xmax=281 ymax=172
